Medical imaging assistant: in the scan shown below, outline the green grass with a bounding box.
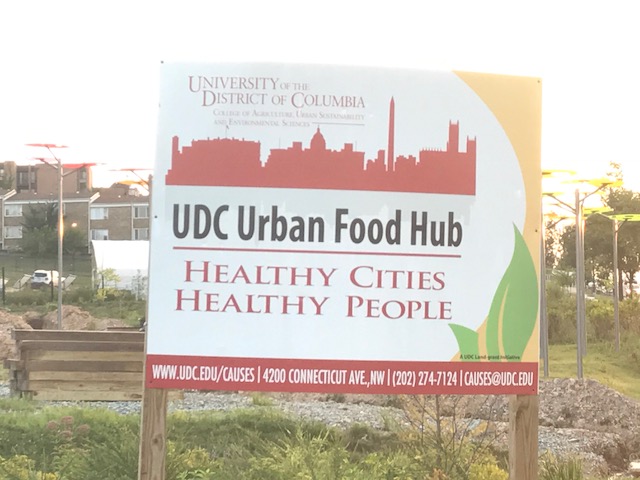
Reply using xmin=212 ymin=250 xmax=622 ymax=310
xmin=542 ymin=342 xmax=640 ymax=400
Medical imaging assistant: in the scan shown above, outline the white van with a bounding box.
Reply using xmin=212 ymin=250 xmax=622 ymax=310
xmin=30 ymin=270 xmax=60 ymax=288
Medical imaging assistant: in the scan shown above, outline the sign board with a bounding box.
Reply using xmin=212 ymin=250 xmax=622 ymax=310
xmin=146 ymin=63 xmax=541 ymax=395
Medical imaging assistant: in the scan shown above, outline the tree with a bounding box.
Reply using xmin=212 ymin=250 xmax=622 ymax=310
xmin=604 ymin=191 xmax=640 ymax=298
xmin=0 ymin=172 xmax=14 ymax=190
xmin=63 ymin=226 xmax=87 ymax=255
xmin=20 ymin=204 xmax=58 ymax=255
xmin=557 ymin=163 xmax=640 ymax=299
xmin=544 ymin=219 xmax=563 ymax=269
xmin=557 ymin=224 xmax=575 ymax=271
xmin=19 ymin=203 xmax=86 ymax=256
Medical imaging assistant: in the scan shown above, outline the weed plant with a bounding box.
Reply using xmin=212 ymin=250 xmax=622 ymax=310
xmin=539 ymin=452 xmax=584 ymax=480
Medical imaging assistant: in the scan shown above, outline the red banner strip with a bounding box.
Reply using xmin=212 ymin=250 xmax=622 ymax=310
xmin=145 ymin=355 xmax=538 ymax=395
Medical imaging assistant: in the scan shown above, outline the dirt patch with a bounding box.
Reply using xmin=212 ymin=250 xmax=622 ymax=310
xmin=0 ymin=310 xmax=32 ymax=361
xmin=0 ymin=306 xmax=129 ymax=362
xmin=41 ymin=305 xmax=129 ymax=331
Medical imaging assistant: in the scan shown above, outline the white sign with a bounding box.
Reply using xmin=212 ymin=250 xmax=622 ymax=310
xmin=146 ymin=63 xmax=541 ymax=394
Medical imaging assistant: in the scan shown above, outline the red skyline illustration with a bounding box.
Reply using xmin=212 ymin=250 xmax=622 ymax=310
xmin=165 ymin=98 xmax=477 ymax=195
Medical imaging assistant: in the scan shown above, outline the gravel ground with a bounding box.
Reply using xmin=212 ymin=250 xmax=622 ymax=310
xmin=0 ymin=386 xmax=405 ymax=430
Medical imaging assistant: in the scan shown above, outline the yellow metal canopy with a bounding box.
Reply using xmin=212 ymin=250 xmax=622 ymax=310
xmin=607 ymin=213 xmax=640 ymax=222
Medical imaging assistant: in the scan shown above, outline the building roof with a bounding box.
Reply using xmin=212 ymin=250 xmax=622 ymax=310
xmin=5 ymin=191 xmax=98 ymax=203
xmin=0 ymin=188 xmax=16 ymax=199
xmin=93 ymin=192 xmax=149 ymax=205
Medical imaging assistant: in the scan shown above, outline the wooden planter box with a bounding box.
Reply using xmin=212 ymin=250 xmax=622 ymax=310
xmin=4 ymin=329 xmax=180 ymax=402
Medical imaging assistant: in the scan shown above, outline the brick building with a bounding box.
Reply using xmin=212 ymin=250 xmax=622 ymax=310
xmin=90 ymin=188 xmax=149 ymax=241
xmin=0 ymin=162 xmax=149 ymax=251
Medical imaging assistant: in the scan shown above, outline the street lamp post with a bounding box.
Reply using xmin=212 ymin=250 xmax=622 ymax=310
xmin=540 ymin=211 xmax=571 ymax=378
xmin=540 ymin=169 xmax=576 ymax=378
xmin=613 ymin=218 xmax=620 ymax=350
xmin=595 ymin=213 xmax=640 ymax=351
xmin=56 ymin=158 xmax=63 ymax=330
xmin=543 ymin=177 xmax=621 ymax=379
xmin=574 ymin=188 xmax=586 ymax=378
xmin=540 ymin=221 xmax=549 ymax=378
xmin=26 ymin=143 xmax=67 ymax=329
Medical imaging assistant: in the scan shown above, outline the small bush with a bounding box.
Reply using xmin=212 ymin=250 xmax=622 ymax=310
xmin=587 ymin=299 xmax=614 ymax=341
xmin=326 ymin=393 xmax=346 ymax=403
xmin=0 ymin=454 xmax=58 ymax=480
xmin=546 ymin=282 xmax=577 ymax=344
xmin=469 ymin=460 xmax=508 ymax=480
xmin=62 ymin=287 xmax=96 ymax=304
xmin=620 ymin=296 xmax=640 ymax=335
xmin=539 ymin=453 xmax=583 ymax=480
xmin=4 ymin=289 xmax=52 ymax=307
xmin=250 ymin=393 xmax=274 ymax=407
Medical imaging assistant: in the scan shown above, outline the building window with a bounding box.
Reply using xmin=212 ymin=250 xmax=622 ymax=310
xmin=91 ymin=229 xmax=109 ymax=240
xmin=134 ymin=228 xmax=149 ymax=240
xmin=78 ymin=169 xmax=88 ymax=191
xmin=90 ymin=207 xmax=108 ymax=220
xmin=4 ymin=204 xmax=22 ymax=217
xmin=134 ymin=205 xmax=149 ymax=219
xmin=17 ymin=171 xmax=29 ymax=186
xmin=4 ymin=226 xmax=22 ymax=239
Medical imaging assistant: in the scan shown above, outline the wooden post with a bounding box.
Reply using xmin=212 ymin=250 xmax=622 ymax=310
xmin=138 ymin=387 xmax=168 ymax=480
xmin=509 ymin=394 xmax=538 ymax=480
xmin=138 ymin=179 xmax=167 ymax=480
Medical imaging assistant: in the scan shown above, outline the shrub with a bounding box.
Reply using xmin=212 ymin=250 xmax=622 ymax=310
xmin=0 ymin=454 xmax=58 ymax=480
xmin=399 ymin=395 xmax=504 ymax=479
xmin=4 ymin=289 xmax=52 ymax=307
xmin=545 ymin=281 xmax=577 ymax=344
xmin=539 ymin=453 xmax=583 ymax=480
xmin=620 ymin=296 xmax=640 ymax=336
xmin=468 ymin=460 xmax=508 ymax=480
xmin=67 ymin=425 xmax=139 ymax=480
xmin=62 ymin=287 xmax=96 ymax=304
xmin=586 ymin=299 xmax=614 ymax=341
xmin=0 ymin=407 xmax=138 ymax=475
xmin=250 ymin=393 xmax=274 ymax=407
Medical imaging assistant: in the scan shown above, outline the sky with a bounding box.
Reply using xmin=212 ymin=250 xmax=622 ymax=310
xmin=1 ymin=0 xmax=639 ymax=190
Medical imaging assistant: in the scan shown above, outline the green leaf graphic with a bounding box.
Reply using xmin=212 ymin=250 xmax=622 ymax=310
xmin=449 ymin=224 xmax=538 ymax=362
xmin=486 ymin=266 xmax=510 ymax=359
xmin=449 ymin=324 xmax=479 ymax=361
xmin=499 ymin=224 xmax=539 ymax=360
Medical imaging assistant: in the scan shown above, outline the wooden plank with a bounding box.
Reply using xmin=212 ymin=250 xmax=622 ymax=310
xmin=31 ymin=390 xmax=144 ymax=401
xmin=20 ymin=379 xmax=143 ymax=392
xmin=27 ymin=386 xmax=181 ymax=401
xmin=20 ymin=340 xmax=145 ymax=352
xmin=139 ymin=388 xmax=168 ymax=480
xmin=22 ymin=359 xmax=143 ymax=372
xmin=508 ymin=394 xmax=539 ymax=480
xmin=24 ymin=389 xmax=181 ymax=402
xmin=26 ymin=371 xmax=143 ymax=382
xmin=25 ymin=350 xmax=144 ymax=362
xmin=3 ymin=358 xmax=23 ymax=370
xmin=13 ymin=329 xmax=144 ymax=343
